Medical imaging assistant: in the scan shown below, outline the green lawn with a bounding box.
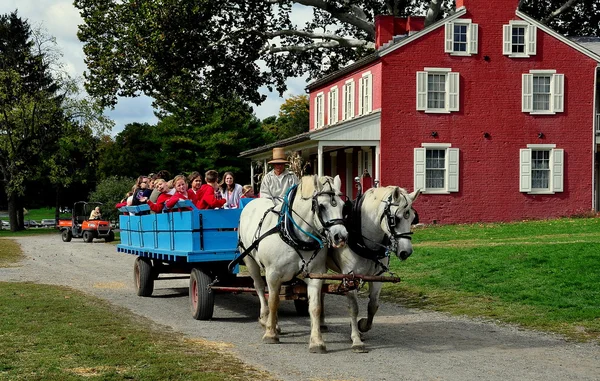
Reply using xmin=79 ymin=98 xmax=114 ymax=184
xmin=385 ymin=217 xmax=600 ymax=341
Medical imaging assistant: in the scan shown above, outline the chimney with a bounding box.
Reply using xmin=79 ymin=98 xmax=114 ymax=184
xmin=406 ymin=16 xmax=425 ymax=34
xmin=375 ymin=15 xmax=395 ymax=49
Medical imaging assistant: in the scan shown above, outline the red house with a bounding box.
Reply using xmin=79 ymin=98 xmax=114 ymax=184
xmin=241 ymin=0 xmax=600 ymax=224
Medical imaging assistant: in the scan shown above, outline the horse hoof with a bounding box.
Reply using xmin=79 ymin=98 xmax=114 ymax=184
xmin=358 ymin=318 xmax=370 ymax=333
xmin=309 ymin=344 xmax=327 ymax=354
xmin=262 ymin=336 xmax=280 ymax=344
xmin=320 ymin=324 xmax=329 ymax=332
xmin=352 ymin=344 xmax=369 ymax=353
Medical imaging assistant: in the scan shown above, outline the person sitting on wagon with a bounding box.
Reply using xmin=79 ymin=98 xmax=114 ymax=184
xmin=89 ymin=206 xmax=102 ymax=220
xmin=220 ymin=171 xmax=243 ymax=209
xmin=165 ymin=175 xmax=192 ymax=211
xmin=187 ymin=171 xmax=204 ymax=203
xmin=259 ymin=147 xmax=299 ymax=205
xmin=241 ymin=184 xmax=256 ymax=198
xmin=149 ymin=170 xmax=172 ymax=203
xmin=145 ymin=179 xmax=171 ymax=213
xmin=196 ymin=170 xmax=226 ymax=210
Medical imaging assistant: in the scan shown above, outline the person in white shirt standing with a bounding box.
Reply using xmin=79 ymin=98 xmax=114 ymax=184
xmin=260 ymin=147 xmax=299 ymax=205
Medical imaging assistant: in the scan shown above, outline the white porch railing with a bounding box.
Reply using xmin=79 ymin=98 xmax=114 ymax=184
xmin=597 ymin=113 xmax=600 ymax=134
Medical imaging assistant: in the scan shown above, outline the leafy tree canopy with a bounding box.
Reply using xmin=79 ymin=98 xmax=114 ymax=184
xmin=262 ymin=94 xmax=309 ymax=141
xmin=74 ymin=0 xmax=594 ymax=112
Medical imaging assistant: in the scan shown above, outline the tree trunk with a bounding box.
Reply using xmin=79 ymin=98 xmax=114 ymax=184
xmin=17 ymin=196 xmax=24 ymax=230
xmin=7 ymin=191 xmax=19 ymax=232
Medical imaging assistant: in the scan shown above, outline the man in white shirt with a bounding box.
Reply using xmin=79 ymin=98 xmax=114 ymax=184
xmin=260 ymin=147 xmax=299 ymax=205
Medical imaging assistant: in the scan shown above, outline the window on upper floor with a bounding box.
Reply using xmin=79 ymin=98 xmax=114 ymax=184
xmin=414 ymin=144 xmax=459 ymax=194
xmin=314 ymin=92 xmax=325 ymax=129
xmin=522 ymin=70 xmax=564 ymax=114
xmin=328 ymin=86 xmax=339 ymax=125
xmin=503 ymin=21 xmax=536 ymax=57
xmin=416 ymin=68 xmax=460 ymax=113
xmin=342 ymin=80 xmax=355 ymax=121
xmin=445 ymin=19 xmax=478 ymax=55
xmin=358 ymin=72 xmax=373 ymax=116
xmin=520 ymin=145 xmax=563 ymax=194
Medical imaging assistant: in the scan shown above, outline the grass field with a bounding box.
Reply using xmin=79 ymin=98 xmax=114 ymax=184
xmin=385 ymin=217 xmax=600 ymax=341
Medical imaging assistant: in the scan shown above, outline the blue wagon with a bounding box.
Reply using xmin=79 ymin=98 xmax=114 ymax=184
xmin=117 ymin=200 xmax=319 ymax=320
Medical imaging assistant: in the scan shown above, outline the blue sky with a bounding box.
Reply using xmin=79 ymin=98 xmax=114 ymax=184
xmin=0 ymin=0 xmax=309 ymax=136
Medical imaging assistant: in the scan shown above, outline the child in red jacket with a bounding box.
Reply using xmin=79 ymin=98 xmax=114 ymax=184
xmin=146 ymin=179 xmax=171 ymax=213
xmin=196 ymin=170 xmax=226 ymax=210
xmin=166 ymin=175 xmax=192 ymax=211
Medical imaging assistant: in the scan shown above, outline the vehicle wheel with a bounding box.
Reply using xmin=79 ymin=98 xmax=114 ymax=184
xmin=61 ymin=229 xmax=72 ymax=242
xmin=190 ymin=268 xmax=214 ymax=320
xmin=134 ymin=257 xmax=154 ymax=297
xmin=82 ymin=230 xmax=94 ymax=243
xmin=105 ymin=231 xmax=115 ymax=242
xmin=294 ymin=299 xmax=310 ymax=316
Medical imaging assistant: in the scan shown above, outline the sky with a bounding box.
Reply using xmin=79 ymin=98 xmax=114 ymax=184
xmin=0 ymin=0 xmax=310 ymax=136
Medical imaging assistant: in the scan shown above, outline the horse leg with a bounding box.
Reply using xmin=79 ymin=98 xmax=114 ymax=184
xmin=307 ymin=278 xmax=326 ymax=353
xmin=263 ymin=276 xmax=281 ymax=344
xmin=319 ymin=293 xmax=328 ymax=332
xmin=358 ymin=282 xmax=382 ymax=333
xmin=245 ymin=257 xmax=269 ymax=328
xmin=346 ymin=290 xmax=368 ymax=353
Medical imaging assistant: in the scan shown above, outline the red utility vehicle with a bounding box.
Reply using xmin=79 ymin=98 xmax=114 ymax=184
xmin=58 ymin=201 xmax=114 ymax=243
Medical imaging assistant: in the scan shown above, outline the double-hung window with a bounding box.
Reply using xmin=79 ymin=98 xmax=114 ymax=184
xmin=414 ymin=144 xmax=460 ymax=193
xmin=358 ymin=72 xmax=373 ymax=116
xmin=342 ymin=79 xmax=355 ymax=121
xmin=314 ymin=92 xmax=325 ymax=129
xmin=522 ymin=70 xmax=564 ymax=114
xmin=520 ymin=145 xmax=564 ymax=193
xmin=328 ymin=86 xmax=338 ymax=125
xmin=416 ymin=68 xmax=460 ymax=113
xmin=445 ymin=19 xmax=478 ymax=55
xmin=503 ymin=21 xmax=536 ymax=57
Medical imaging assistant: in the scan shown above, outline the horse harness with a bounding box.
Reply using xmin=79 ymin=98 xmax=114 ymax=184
xmin=230 ymin=180 xmax=345 ymax=275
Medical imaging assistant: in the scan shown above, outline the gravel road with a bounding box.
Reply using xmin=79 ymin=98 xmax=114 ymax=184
xmin=1 ymin=235 xmax=599 ymax=381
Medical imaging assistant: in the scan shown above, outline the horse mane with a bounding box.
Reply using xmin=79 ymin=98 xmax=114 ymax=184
xmin=300 ymin=175 xmax=316 ymax=199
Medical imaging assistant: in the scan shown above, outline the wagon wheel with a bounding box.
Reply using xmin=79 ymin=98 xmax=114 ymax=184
xmin=293 ymin=299 xmax=310 ymax=317
xmin=61 ymin=229 xmax=72 ymax=242
xmin=105 ymin=230 xmax=115 ymax=242
xmin=82 ymin=230 xmax=94 ymax=243
xmin=134 ymin=257 xmax=154 ymax=297
xmin=190 ymin=268 xmax=214 ymax=320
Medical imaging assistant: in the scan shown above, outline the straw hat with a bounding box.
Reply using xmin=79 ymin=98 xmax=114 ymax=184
xmin=268 ymin=147 xmax=289 ymax=164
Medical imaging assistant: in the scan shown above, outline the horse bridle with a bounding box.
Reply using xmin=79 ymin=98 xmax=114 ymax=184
xmin=308 ymin=181 xmax=346 ymax=234
xmin=380 ymin=193 xmax=415 ymax=244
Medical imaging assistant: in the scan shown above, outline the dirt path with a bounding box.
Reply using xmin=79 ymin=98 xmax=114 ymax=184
xmin=1 ymin=235 xmax=599 ymax=381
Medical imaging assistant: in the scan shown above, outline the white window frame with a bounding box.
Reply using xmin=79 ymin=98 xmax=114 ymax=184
xmin=328 ymin=86 xmax=339 ymax=125
xmin=414 ymin=143 xmax=459 ymax=194
xmin=522 ymin=70 xmax=564 ymax=114
xmin=314 ymin=92 xmax=325 ymax=129
xmin=341 ymin=79 xmax=355 ymax=121
xmin=358 ymin=72 xmax=373 ymax=116
xmin=445 ymin=19 xmax=478 ymax=55
xmin=520 ymin=144 xmax=563 ymax=194
xmin=503 ymin=20 xmax=536 ymax=57
xmin=416 ymin=68 xmax=460 ymax=113
xmin=357 ymin=148 xmax=373 ymax=177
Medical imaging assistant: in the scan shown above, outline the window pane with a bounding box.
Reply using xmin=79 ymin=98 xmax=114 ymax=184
xmin=512 ymin=26 xmax=525 ymax=53
xmin=532 ymin=76 xmax=551 ymax=111
xmin=426 ymin=149 xmax=445 ymax=189
xmin=453 ymin=24 xmax=467 ymax=52
xmin=427 ymin=74 xmax=446 ymax=109
xmin=532 ymin=150 xmax=550 ymax=189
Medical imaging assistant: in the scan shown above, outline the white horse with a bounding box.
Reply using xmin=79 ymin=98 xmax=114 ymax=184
xmin=328 ymin=186 xmax=420 ymax=352
xmin=238 ymin=175 xmax=348 ymax=353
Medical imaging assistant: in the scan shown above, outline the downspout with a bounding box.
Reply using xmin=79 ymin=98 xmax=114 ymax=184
xmin=593 ymin=65 xmax=599 ymax=211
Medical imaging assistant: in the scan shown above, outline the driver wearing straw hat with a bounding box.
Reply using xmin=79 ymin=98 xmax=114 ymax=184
xmin=260 ymin=147 xmax=299 ymax=205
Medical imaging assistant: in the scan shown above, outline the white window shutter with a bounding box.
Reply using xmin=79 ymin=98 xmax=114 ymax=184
xmin=552 ymin=149 xmax=564 ymax=192
xmin=327 ymin=92 xmax=333 ymax=125
xmin=503 ymin=24 xmax=512 ymax=55
xmin=469 ymin=24 xmax=478 ymax=54
xmin=447 ymin=148 xmax=460 ymax=192
xmin=350 ymin=81 xmax=355 ymax=118
xmin=314 ymin=97 xmax=319 ymax=128
xmin=366 ymin=73 xmax=373 ymax=113
xmin=520 ymin=148 xmax=532 ymax=192
xmin=445 ymin=22 xmax=454 ymax=53
xmin=358 ymin=78 xmax=364 ymax=116
xmin=552 ymin=74 xmax=564 ymax=113
xmin=341 ymin=86 xmax=347 ymax=120
xmin=332 ymin=89 xmax=338 ymax=123
xmin=522 ymin=74 xmax=533 ymax=112
xmin=414 ymin=148 xmax=426 ymax=191
xmin=527 ymin=25 xmax=537 ymax=55
xmin=416 ymin=72 xmax=428 ymax=110
xmin=448 ymin=72 xmax=460 ymax=112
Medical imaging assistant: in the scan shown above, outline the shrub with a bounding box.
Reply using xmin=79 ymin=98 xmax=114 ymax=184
xmin=88 ymin=176 xmax=134 ymax=222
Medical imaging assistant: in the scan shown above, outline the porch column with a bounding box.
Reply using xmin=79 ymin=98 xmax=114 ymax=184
xmin=318 ymin=143 xmax=324 ymax=177
xmin=375 ymin=144 xmax=381 ymax=185
xmin=250 ymin=162 xmax=255 ymax=188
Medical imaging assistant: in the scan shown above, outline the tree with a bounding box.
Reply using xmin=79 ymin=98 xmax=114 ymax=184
xmin=261 ymin=94 xmax=310 ymax=141
xmin=74 ymin=0 xmax=590 ymax=111
xmin=0 ymin=12 xmax=111 ymax=231
xmin=88 ymin=176 xmax=134 ymax=223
